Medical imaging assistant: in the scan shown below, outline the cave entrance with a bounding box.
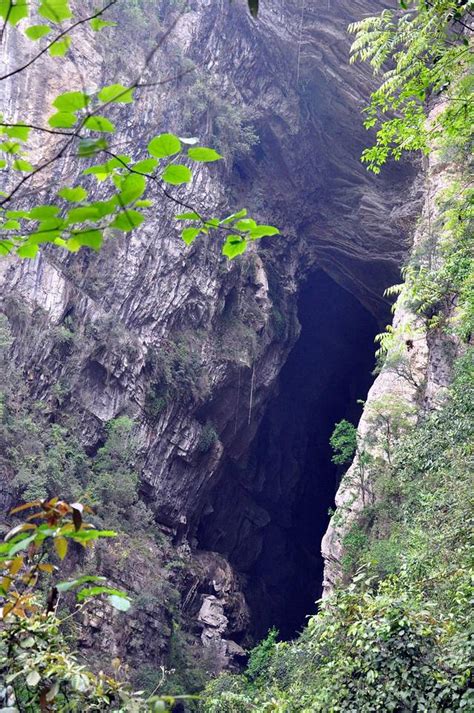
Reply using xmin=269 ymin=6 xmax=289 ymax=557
xmin=199 ymin=270 xmax=381 ymax=640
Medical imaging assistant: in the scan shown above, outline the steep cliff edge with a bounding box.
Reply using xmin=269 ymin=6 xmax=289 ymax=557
xmin=1 ymin=0 xmax=418 ymax=682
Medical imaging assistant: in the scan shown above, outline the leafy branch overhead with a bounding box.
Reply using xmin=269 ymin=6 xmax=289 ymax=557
xmin=0 ymin=0 xmax=278 ymax=260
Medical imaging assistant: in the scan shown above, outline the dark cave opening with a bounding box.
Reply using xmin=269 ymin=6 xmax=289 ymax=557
xmin=199 ymin=270 xmax=382 ymax=641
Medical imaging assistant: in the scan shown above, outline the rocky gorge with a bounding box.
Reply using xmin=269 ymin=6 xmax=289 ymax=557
xmin=0 ymin=0 xmax=434 ymax=694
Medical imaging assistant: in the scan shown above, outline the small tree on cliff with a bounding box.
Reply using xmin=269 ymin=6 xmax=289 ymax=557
xmin=0 ymin=0 xmax=277 ymax=260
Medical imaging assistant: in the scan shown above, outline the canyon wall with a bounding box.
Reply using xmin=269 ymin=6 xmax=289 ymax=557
xmin=1 ymin=0 xmax=418 ymax=675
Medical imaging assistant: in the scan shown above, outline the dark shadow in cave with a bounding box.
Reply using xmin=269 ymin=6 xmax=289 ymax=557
xmin=198 ymin=270 xmax=383 ymax=641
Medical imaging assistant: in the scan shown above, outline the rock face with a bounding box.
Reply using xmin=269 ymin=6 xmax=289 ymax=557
xmin=321 ymin=121 xmax=464 ymax=595
xmin=1 ymin=0 xmax=419 ymax=671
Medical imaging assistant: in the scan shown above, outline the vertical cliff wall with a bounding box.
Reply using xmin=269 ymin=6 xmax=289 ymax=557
xmin=1 ymin=0 xmax=419 ymax=670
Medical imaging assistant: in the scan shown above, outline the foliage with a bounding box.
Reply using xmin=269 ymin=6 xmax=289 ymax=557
xmin=0 ymin=1 xmax=277 ymax=260
xmin=0 ymin=497 xmax=137 ymax=709
xmin=197 ymin=422 xmax=218 ymax=454
xmin=349 ymin=0 xmax=473 ymax=173
xmin=329 ymin=419 xmax=357 ymax=465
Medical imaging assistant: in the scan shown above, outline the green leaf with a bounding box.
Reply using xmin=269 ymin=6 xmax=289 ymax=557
xmin=90 ymin=17 xmax=116 ymax=31
xmin=135 ymin=199 xmax=153 ymax=208
xmin=188 ymin=147 xmax=222 ymax=162
xmin=222 ymin=235 xmax=247 ymax=259
xmin=48 ymin=112 xmax=76 ymax=129
xmin=3 ymin=124 xmax=30 ymax=141
xmin=13 ymin=158 xmax=33 ymax=172
xmin=72 ymin=229 xmax=103 ymax=250
xmin=0 ymin=0 xmax=28 ymax=26
xmin=181 ymin=227 xmax=201 ymax=245
xmin=108 ymin=594 xmax=131 ymax=612
xmin=98 ymin=84 xmax=135 ymax=104
xmin=132 ymin=158 xmax=158 ymax=174
xmin=175 ymin=211 xmax=201 ymax=221
xmin=77 ymin=585 xmax=128 ymax=602
xmin=25 ymin=24 xmax=51 ymax=40
xmin=28 ymin=205 xmax=59 ymax=219
xmin=84 ymin=115 xmax=116 ymax=133
xmin=58 ymin=186 xmax=88 ymax=202
xmin=249 ymin=225 xmax=280 ymax=239
xmin=118 ymin=174 xmax=146 ymax=204
xmin=162 ymin=164 xmax=192 ymax=185
xmin=39 ymin=0 xmax=72 ymax=23
xmin=57 ymin=575 xmax=106 ymax=593
xmin=110 ymin=210 xmax=144 ymax=232
xmin=234 ymin=218 xmax=257 ymax=231
xmin=49 ymin=36 xmax=71 ymax=57
xmin=3 ymin=219 xmax=20 ymax=230
xmin=67 ymin=206 xmax=99 ymax=224
xmin=53 ymin=91 xmax=89 ymax=112
xmin=148 ymin=133 xmax=181 ymax=158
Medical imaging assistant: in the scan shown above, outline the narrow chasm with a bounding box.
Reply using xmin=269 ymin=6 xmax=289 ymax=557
xmin=198 ymin=270 xmax=382 ymax=640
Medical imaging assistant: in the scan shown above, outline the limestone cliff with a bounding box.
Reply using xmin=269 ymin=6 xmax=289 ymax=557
xmin=1 ymin=0 xmax=418 ymax=676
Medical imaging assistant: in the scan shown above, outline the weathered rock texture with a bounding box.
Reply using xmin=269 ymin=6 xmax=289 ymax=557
xmin=321 ymin=120 xmax=464 ymax=594
xmin=1 ymin=0 xmax=418 ymax=670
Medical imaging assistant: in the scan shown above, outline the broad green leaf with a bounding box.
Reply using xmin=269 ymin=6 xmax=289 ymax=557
xmin=175 ymin=211 xmax=201 ymax=221
xmin=65 ymin=238 xmax=80 ymax=252
xmin=90 ymin=17 xmax=116 ymax=31
xmin=49 ymin=36 xmax=71 ymax=57
xmin=234 ymin=218 xmax=257 ymax=231
xmin=84 ymin=115 xmax=116 ymax=133
xmin=162 ymin=164 xmax=192 ymax=185
xmin=28 ymin=205 xmax=59 ymax=219
xmin=110 ymin=210 xmax=144 ymax=232
xmin=118 ymin=173 xmax=146 ymax=204
xmin=25 ymin=205 xmax=59 ymax=220
xmin=77 ymin=585 xmax=128 ymax=602
xmin=3 ymin=124 xmax=30 ymax=141
xmin=0 ymin=159 xmax=5 ymax=168
xmin=98 ymin=84 xmax=135 ymax=104
xmin=13 ymin=158 xmax=33 ymax=172
xmin=67 ymin=206 xmax=99 ymax=224
xmin=58 ymin=186 xmax=88 ymax=202
xmin=222 ymin=235 xmax=247 ymax=259
xmin=48 ymin=112 xmax=76 ymax=129
xmin=72 ymin=229 xmax=103 ymax=250
xmin=148 ymin=133 xmax=181 ymax=158
xmin=188 ymin=147 xmax=222 ymax=162
xmin=90 ymin=198 xmax=118 ymax=217
xmin=57 ymin=575 xmax=105 ymax=593
xmin=7 ymin=533 xmax=36 ymax=554
xmin=3 ymin=219 xmax=20 ymax=230
xmin=0 ymin=0 xmax=28 ymax=25
xmin=17 ymin=243 xmax=39 ymax=259
xmin=25 ymin=24 xmax=51 ymax=40
xmin=6 ymin=210 xmax=29 ymax=218
xmin=0 ymin=240 xmax=14 ymax=255
xmin=53 ymin=91 xmax=89 ymax=112
xmin=181 ymin=227 xmax=200 ymax=245
xmin=39 ymin=0 xmax=72 ymax=23
xmin=249 ymin=225 xmax=280 ymax=239
xmin=132 ymin=158 xmax=158 ymax=174
xmin=108 ymin=594 xmax=131 ymax=611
